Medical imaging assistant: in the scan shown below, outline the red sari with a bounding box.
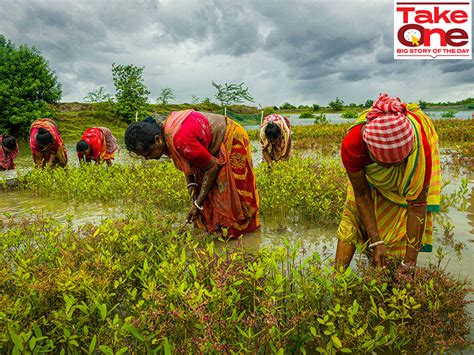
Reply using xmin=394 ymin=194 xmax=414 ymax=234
xmin=0 ymin=135 xmax=19 ymax=170
xmin=78 ymin=127 xmax=120 ymax=162
xmin=163 ymin=110 xmax=260 ymax=237
xmin=29 ymin=118 xmax=68 ymax=167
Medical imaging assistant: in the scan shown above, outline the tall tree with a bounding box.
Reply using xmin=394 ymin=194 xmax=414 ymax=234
xmin=156 ymin=87 xmax=175 ymax=106
xmin=112 ymin=63 xmax=150 ymax=122
xmin=0 ymin=35 xmax=62 ymax=135
xmin=212 ymin=81 xmax=254 ymax=107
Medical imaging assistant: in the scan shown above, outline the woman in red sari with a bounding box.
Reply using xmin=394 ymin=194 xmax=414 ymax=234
xmin=76 ymin=127 xmax=120 ymax=166
xmin=0 ymin=134 xmax=19 ymax=170
xmin=124 ymin=110 xmax=260 ymax=237
xmin=29 ymin=118 xmax=68 ymax=168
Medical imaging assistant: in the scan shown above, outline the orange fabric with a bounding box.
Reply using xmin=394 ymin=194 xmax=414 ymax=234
xmin=165 ymin=112 xmax=260 ymax=237
xmin=195 ymin=119 xmax=260 ymax=237
xmin=30 ymin=118 xmax=68 ymax=167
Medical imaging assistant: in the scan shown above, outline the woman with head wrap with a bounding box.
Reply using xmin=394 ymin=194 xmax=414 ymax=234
xmin=0 ymin=134 xmax=19 ymax=171
xmin=335 ymin=93 xmax=440 ymax=269
xmin=260 ymin=114 xmax=292 ymax=164
xmin=77 ymin=127 xmax=120 ymax=166
xmin=30 ymin=118 xmax=68 ymax=168
xmin=124 ymin=110 xmax=260 ymax=238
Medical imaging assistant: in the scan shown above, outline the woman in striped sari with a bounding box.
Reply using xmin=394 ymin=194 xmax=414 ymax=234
xmin=335 ymin=93 xmax=440 ymax=269
xmin=260 ymin=114 xmax=292 ymax=164
xmin=124 ymin=110 xmax=260 ymax=238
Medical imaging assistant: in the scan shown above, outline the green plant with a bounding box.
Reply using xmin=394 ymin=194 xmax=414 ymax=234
xmin=0 ymin=214 xmax=470 ymax=353
xmin=341 ymin=110 xmax=359 ymax=119
xmin=299 ymin=112 xmax=315 ymax=118
xmin=280 ymin=102 xmax=296 ymax=110
xmin=112 ymin=63 xmax=150 ymax=122
xmin=364 ymin=99 xmax=374 ymax=108
xmin=83 ymin=87 xmax=113 ymax=103
xmin=157 ymin=87 xmax=176 ymax=106
xmin=0 ymin=35 xmax=62 ymax=135
xmin=212 ymin=81 xmax=254 ymax=107
xmin=328 ymin=97 xmax=344 ymax=111
xmin=440 ymin=110 xmax=457 ymax=118
xmin=314 ymin=113 xmax=328 ymax=124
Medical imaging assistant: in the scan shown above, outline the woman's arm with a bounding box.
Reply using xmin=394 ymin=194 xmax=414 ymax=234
xmin=186 ymin=159 xmax=219 ymax=222
xmin=47 ymin=152 xmax=57 ymax=166
xmin=185 ymin=174 xmax=198 ymax=200
xmin=404 ymin=184 xmax=429 ymax=266
xmin=347 ymin=170 xmax=387 ymax=267
xmin=262 ymin=148 xmax=272 ymax=164
xmin=32 ymin=153 xmax=43 ymax=168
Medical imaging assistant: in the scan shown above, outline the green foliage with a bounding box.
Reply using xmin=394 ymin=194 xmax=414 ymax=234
xmin=190 ymin=94 xmax=200 ymax=105
xmin=0 ymin=35 xmax=62 ymax=135
xmin=418 ymin=100 xmax=428 ymax=110
xmin=156 ymin=87 xmax=176 ymax=106
xmin=314 ymin=113 xmax=328 ymax=124
xmin=255 ymin=158 xmax=346 ymax=224
xmin=312 ymin=104 xmax=320 ymax=111
xmin=83 ymin=86 xmax=112 ymax=103
xmin=212 ymin=81 xmax=254 ymax=107
xmin=280 ymin=102 xmax=296 ymax=110
xmin=262 ymin=106 xmax=275 ymax=117
xmin=440 ymin=110 xmax=457 ymax=118
xmin=16 ymin=158 xmax=346 ymax=225
xmin=364 ymin=99 xmax=374 ymax=108
xmin=51 ymin=109 xmax=127 ymax=141
xmin=341 ymin=110 xmax=359 ymax=119
xmin=112 ymin=63 xmax=150 ymax=122
xmin=299 ymin=112 xmax=315 ymax=119
xmin=328 ymin=97 xmax=344 ymax=111
xmin=0 ymin=213 xmax=470 ymax=353
xmin=434 ymin=118 xmax=474 ymax=143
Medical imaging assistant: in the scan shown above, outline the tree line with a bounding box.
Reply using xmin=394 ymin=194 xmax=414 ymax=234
xmin=1 ymin=35 xmax=472 ymax=136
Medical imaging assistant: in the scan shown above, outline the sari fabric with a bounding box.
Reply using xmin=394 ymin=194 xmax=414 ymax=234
xmin=0 ymin=135 xmax=19 ymax=170
xmin=30 ymin=118 xmax=68 ymax=167
xmin=79 ymin=127 xmax=120 ymax=162
xmin=260 ymin=114 xmax=292 ymax=161
xmin=337 ymin=104 xmax=441 ymax=256
xmin=164 ymin=110 xmax=260 ymax=237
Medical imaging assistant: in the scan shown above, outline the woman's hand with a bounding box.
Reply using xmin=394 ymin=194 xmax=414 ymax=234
xmin=186 ymin=204 xmax=200 ymax=223
xmin=372 ymin=244 xmax=387 ymax=268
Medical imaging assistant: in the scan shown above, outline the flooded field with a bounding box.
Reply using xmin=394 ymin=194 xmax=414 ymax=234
xmin=1 ymin=118 xmax=473 ymax=352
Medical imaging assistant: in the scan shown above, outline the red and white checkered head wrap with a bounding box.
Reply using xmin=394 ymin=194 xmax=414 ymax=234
xmin=363 ymin=93 xmax=414 ymax=164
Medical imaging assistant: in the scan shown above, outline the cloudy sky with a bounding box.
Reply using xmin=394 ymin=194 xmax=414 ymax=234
xmin=1 ymin=0 xmax=473 ymax=106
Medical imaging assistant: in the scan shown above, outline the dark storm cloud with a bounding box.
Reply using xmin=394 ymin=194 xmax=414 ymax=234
xmin=152 ymin=0 xmax=265 ymax=56
xmin=0 ymin=0 xmax=472 ymax=104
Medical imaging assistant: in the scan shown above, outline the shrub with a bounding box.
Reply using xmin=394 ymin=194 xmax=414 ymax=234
xmin=299 ymin=112 xmax=315 ymax=118
xmin=441 ymin=110 xmax=457 ymax=118
xmin=341 ymin=110 xmax=359 ymax=119
xmin=314 ymin=113 xmax=328 ymax=124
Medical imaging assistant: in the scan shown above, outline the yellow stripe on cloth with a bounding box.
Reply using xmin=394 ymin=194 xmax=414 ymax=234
xmin=338 ymin=104 xmax=440 ymax=256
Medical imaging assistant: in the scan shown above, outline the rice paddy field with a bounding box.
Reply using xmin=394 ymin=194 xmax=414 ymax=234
xmin=1 ymin=114 xmax=473 ymax=353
